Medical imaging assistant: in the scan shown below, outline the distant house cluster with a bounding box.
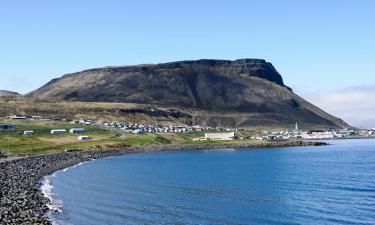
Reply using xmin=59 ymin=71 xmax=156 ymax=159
xmin=70 ymin=119 xmax=93 ymax=125
xmin=94 ymin=120 xmax=216 ymax=134
xmin=3 ymin=114 xmax=375 ymax=141
xmin=260 ymin=124 xmax=362 ymax=141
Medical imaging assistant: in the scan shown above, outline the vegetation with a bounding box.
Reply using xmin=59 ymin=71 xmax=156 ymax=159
xmin=0 ymin=119 xmax=178 ymax=156
xmin=0 ymin=118 xmax=263 ymax=156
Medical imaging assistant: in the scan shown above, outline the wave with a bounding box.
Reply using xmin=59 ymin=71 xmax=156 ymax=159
xmin=41 ymin=160 xmax=94 ymax=225
xmin=40 ymin=176 xmax=63 ymax=214
xmin=62 ymin=160 xmax=90 ymax=172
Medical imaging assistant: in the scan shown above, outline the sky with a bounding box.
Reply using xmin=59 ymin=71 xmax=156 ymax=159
xmin=0 ymin=0 xmax=374 ymax=127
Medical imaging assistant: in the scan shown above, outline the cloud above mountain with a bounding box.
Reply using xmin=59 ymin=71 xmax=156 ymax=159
xmin=304 ymin=86 xmax=375 ymax=128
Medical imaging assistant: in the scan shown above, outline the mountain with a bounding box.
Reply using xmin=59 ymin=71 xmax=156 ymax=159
xmin=27 ymin=59 xmax=349 ymax=129
xmin=0 ymin=90 xmax=20 ymax=98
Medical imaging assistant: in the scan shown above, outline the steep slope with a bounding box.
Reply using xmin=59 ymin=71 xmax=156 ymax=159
xmin=27 ymin=59 xmax=349 ymax=129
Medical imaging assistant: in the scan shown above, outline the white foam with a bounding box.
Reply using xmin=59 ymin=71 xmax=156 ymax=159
xmin=61 ymin=160 xmax=89 ymax=173
xmin=40 ymin=176 xmax=63 ymax=213
xmin=73 ymin=161 xmax=88 ymax=167
xmin=40 ymin=160 xmax=95 ymax=224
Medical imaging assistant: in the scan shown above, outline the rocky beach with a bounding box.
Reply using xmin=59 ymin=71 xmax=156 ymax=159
xmin=0 ymin=141 xmax=326 ymax=224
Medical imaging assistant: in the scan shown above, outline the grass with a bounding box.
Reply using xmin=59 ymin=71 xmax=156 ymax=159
xmin=0 ymin=118 xmax=257 ymax=156
xmin=180 ymin=139 xmax=237 ymax=145
xmin=0 ymin=118 xmax=193 ymax=156
xmin=0 ymin=118 xmax=120 ymax=155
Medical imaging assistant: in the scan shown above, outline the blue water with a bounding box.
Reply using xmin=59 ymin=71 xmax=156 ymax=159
xmin=46 ymin=139 xmax=375 ymax=225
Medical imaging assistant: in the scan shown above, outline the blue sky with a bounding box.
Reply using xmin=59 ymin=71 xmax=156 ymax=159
xmin=1 ymin=0 xmax=374 ymax=127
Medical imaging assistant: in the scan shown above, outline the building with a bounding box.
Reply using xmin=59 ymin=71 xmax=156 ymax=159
xmin=69 ymin=128 xmax=85 ymax=134
xmin=50 ymin=129 xmax=67 ymax=134
xmin=204 ymin=132 xmax=235 ymax=141
xmin=301 ymin=131 xmax=335 ymax=139
xmin=9 ymin=115 xmax=27 ymax=120
xmin=77 ymin=136 xmax=90 ymax=141
xmin=0 ymin=124 xmax=16 ymax=130
xmin=292 ymin=122 xmax=300 ymax=134
xmin=23 ymin=130 xmax=34 ymax=135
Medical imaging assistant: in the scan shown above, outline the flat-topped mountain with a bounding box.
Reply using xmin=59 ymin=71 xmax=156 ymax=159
xmin=28 ymin=59 xmax=285 ymax=106
xmin=27 ymin=59 xmax=349 ymax=129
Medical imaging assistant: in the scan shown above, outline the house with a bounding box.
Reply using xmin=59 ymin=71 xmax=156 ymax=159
xmin=69 ymin=128 xmax=85 ymax=134
xmin=50 ymin=129 xmax=67 ymax=134
xmin=192 ymin=125 xmax=203 ymax=131
xmin=9 ymin=115 xmax=27 ymax=120
xmin=204 ymin=132 xmax=235 ymax=141
xmin=77 ymin=136 xmax=90 ymax=141
xmin=0 ymin=124 xmax=16 ymax=130
xmin=23 ymin=130 xmax=34 ymax=135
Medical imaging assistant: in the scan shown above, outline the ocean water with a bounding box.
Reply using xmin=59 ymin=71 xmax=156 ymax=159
xmin=43 ymin=139 xmax=375 ymax=225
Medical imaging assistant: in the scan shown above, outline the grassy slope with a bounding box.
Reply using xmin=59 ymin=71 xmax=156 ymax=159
xmin=0 ymin=91 xmax=349 ymax=130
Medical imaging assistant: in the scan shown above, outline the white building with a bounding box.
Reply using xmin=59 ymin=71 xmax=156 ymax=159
xmin=77 ymin=136 xmax=90 ymax=141
xmin=50 ymin=129 xmax=67 ymax=134
xmin=10 ymin=115 xmax=27 ymax=120
xmin=204 ymin=132 xmax=235 ymax=141
xmin=23 ymin=130 xmax=34 ymax=135
xmin=70 ymin=128 xmax=85 ymax=134
xmin=301 ymin=131 xmax=335 ymax=139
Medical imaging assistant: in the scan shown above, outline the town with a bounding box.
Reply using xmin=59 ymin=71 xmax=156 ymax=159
xmin=1 ymin=114 xmax=374 ymax=142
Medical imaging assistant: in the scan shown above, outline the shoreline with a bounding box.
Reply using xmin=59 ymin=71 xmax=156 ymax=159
xmin=0 ymin=141 xmax=327 ymax=224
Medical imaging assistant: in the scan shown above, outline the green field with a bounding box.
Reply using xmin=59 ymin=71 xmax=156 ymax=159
xmin=0 ymin=118 xmax=181 ymax=156
xmin=0 ymin=118 xmax=252 ymax=156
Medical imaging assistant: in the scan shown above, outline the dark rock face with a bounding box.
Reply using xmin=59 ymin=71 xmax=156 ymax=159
xmin=27 ymin=59 xmax=349 ymax=128
xmin=27 ymin=59 xmax=284 ymax=107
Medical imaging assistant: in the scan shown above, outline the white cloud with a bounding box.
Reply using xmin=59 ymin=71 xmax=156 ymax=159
xmin=302 ymin=86 xmax=375 ymax=128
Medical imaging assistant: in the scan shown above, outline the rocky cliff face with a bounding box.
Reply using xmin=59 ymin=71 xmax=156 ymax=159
xmin=27 ymin=59 xmax=349 ymax=129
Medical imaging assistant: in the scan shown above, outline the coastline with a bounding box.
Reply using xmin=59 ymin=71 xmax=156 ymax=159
xmin=0 ymin=141 xmax=327 ymax=224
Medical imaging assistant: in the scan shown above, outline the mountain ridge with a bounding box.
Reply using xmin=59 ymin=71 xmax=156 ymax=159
xmin=0 ymin=90 xmax=20 ymax=98
xmin=26 ymin=59 xmax=349 ymax=129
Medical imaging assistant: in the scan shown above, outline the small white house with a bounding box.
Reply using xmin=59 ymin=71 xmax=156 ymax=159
xmin=69 ymin=128 xmax=85 ymax=134
xmin=77 ymin=136 xmax=90 ymax=141
xmin=23 ymin=130 xmax=34 ymax=135
xmin=204 ymin=132 xmax=235 ymax=141
xmin=10 ymin=115 xmax=27 ymax=120
xmin=50 ymin=129 xmax=67 ymax=135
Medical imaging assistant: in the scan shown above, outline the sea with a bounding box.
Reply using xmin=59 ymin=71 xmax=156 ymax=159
xmin=41 ymin=139 xmax=375 ymax=225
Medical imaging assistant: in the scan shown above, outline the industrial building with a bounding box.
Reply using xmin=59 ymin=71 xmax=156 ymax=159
xmin=204 ymin=132 xmax=235 ymax=141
